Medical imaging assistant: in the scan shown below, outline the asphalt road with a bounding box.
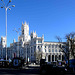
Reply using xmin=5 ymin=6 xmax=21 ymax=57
xmin=0 ymin=66 xmax=75 ymax=75
xmin=0 ymin=66 xmax=40 ymax=75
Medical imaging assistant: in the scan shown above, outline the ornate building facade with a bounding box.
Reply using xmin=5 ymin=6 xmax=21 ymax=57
xmin=0 ymin=36 xmax=6 ymax=59
xmin=0 ymin=21 xmax=66 ymax=64
xmin=9 ymin=22 xmax=65 ymax=63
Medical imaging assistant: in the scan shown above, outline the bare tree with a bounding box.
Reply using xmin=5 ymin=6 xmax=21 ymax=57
xmin=55 ymin=36 xmax=62 ymax=42
xmin=56 ymin=32 xmax=75 ymax=67
xmin=65 ymin=32 xmax=75 ymax=58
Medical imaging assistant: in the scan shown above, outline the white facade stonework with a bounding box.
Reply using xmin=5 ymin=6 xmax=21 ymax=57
xmin=0 ymin=37 xmax=6 ymax=59
xmin=9 ymin=22 xmax=65 ymax=63
xmin=0 ymin=22 xmax=66 ymax=63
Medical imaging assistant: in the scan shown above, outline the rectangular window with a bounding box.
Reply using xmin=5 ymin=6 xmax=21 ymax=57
xmin=38 ymin=46 xmax=39 ymax=49
xmin=45 ymin=49 xmax=46 ymax=52
xmin=52 ymin=45 xmax=54 ymax=48
xmin=31 ymin=47 xmax=33 ymax=53
xmin=59 ymin=50 xmax=61 ymax=52
xmin=49 ymin=49 xmax=51 ymax=52
xmin=59 ymin=55 xmax=61 ymax=60
xmin=52 ymin=55 xmax=54 ymax=61
xmin=55 ymin=49 xmax=57 ymax=52
xmin=45 ymin=46 xmax=46 ymax=48
xmin=52 ymin=49 xmax=54 ymax=52
xmin=48 ymin=45 xmax=51 ymax=48
xmin=41 ymin=46 xmax=42 ymax=48
xmin=55 ymin=55 xmax=57 ymax=61
xmin=55 ymin=45 xmax=57 ymax=48
xmin=34 ymin=46 xmax=36 ymax=52
xmin=34 ymin=41 xmax=36 ymax=44
xmin=38 ymin=40 xmax=42 ymax=43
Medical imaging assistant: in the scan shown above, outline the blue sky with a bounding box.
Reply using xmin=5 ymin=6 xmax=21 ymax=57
xmin=0 ymin=0 xmax=75 ymax=46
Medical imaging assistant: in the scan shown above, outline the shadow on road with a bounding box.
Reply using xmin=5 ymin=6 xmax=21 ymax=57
xmin=0 ymin=66 xmax=40 ymax=75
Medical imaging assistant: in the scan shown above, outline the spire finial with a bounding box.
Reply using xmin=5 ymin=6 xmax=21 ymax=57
xmin=24 ymin=21 xmax=27 ymax=25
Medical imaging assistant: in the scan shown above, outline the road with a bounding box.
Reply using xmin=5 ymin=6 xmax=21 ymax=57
xmin=0 ymin=65 xmax=75 ymax=75
xmin=0 ymin=66 xmax=40 ymax=75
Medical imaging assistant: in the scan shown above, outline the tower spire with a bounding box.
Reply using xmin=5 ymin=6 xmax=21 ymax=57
xmin=24 ymin=21 xmax=27 ymax=25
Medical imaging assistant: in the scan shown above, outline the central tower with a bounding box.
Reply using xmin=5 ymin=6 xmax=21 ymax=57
xmin=21 ymin=22 xmax=29 ymax=36
xmin=19 ymin=21 xmax=30 ymax=43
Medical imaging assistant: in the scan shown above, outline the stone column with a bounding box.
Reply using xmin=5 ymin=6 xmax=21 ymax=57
xmin=30 ymin=47 xmax=31 ymax=62
xmin=46 ymin=53 xmax=48 ymax=62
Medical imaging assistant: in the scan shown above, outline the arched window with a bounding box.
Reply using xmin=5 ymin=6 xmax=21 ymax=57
xmin=48 ymin=55 xmax=51 ymax=62
xmin=59 ymin=55 xmax=61 ymax=60
xmin=55 ymin=55 xmax=57 ymax=61
xmin=62 ymin=55 xmax=64 ymax=61
xmin=49 ymin=49 xmax=51 ymax=52
xmin=52 ymin=49 xmax=54 ymax=52
xmin=52 ymin=55 xmax=54 ymax=61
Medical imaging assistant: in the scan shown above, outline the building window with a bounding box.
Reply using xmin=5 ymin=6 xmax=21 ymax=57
xmin=34 ymin=41 xmax=36 ymax=44
xmin=62 ymin=55 xmax=64 ymax=61
xmin=34 ymin=46 xmax=36 ymax=52
xmin=48 ymin=55 xmax=51 ymax=62
xmin=55 ymin=55 xmax=57 ymax=61
xmin=27 ymin=50 xmax=28 ymax=53
xmin=38 ymin=46 xmax=41 ymax=52
xmin=45 ymin=46 xmax=46 ymax=48
xmin=52 ymin=45 xmax=54 ymax=48
xmin=31 ymin=36 xmax=33 ymax=39
xmin=55 ymin=45 xmax=58 ymax=48
xmin=48 ymin=45 xmax=51 ymax=48
xmin=22 ymin=29 xmax=24 ymax=34
xmin=41 ymin=46 xmax=42 ymax=48
xmin=49 ymin=49 xmax=51 ymax=52
xmin=45 ymin=49 xmax=46 ymax=52
xmin=38 ymin=46 xmax=39 ymax=49
xmin=31 ymin=50 xmax=33 ymax=53
xmin=55 ymin=49 xmax=57 ymax=52
xmin=52 ymin=49 xmax=54 ymax=52
xmin=38 ymin=40 xmax=42 ymax=43
xmin=59 ymin=50 xmax=61 ymax=52
xmin=3 ymin=41 xmax=5 ymax=43
xmin=59 ymin=55 xmax=61 ymax=60
xmin=52 ymin=55 xmax=54 ymax=61
xmin=31 ymin=54 xmax=33 ymax=56
xmin=31 ymin=47 xmax=33 ymax=53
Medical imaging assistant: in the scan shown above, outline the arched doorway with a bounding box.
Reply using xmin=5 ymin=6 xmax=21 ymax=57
xmin=55 ymin=55 xmax=57 ymax=61
xmin=48 ymin=55 xmax=51 ymax=62
xmin=52 ymin=55 xmax=54 ymax=61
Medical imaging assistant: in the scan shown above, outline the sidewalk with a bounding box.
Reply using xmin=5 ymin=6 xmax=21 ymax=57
xmin=28 ymin=64 xmax=40 ymax=67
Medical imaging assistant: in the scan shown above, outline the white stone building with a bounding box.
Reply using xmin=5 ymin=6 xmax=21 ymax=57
xmin=0 ymin=21 xmax=66 ymax=64
xmin=0 ymin=36 xmax=6 ymax=59
xmin=8 ymin=21 xmax=66 ymax=64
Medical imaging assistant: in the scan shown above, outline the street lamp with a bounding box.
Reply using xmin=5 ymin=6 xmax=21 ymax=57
xmin=0 ymin=0 xmax=15 ymax=60
xmin=13 ymin=28 xmax=21 ymax=58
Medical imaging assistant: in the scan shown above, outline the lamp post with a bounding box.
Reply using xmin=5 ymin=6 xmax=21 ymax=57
xmin=0 ymin=0 xmax=15 ymax=60
xmin=13 ymin=28 xmax=21 ymax=58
